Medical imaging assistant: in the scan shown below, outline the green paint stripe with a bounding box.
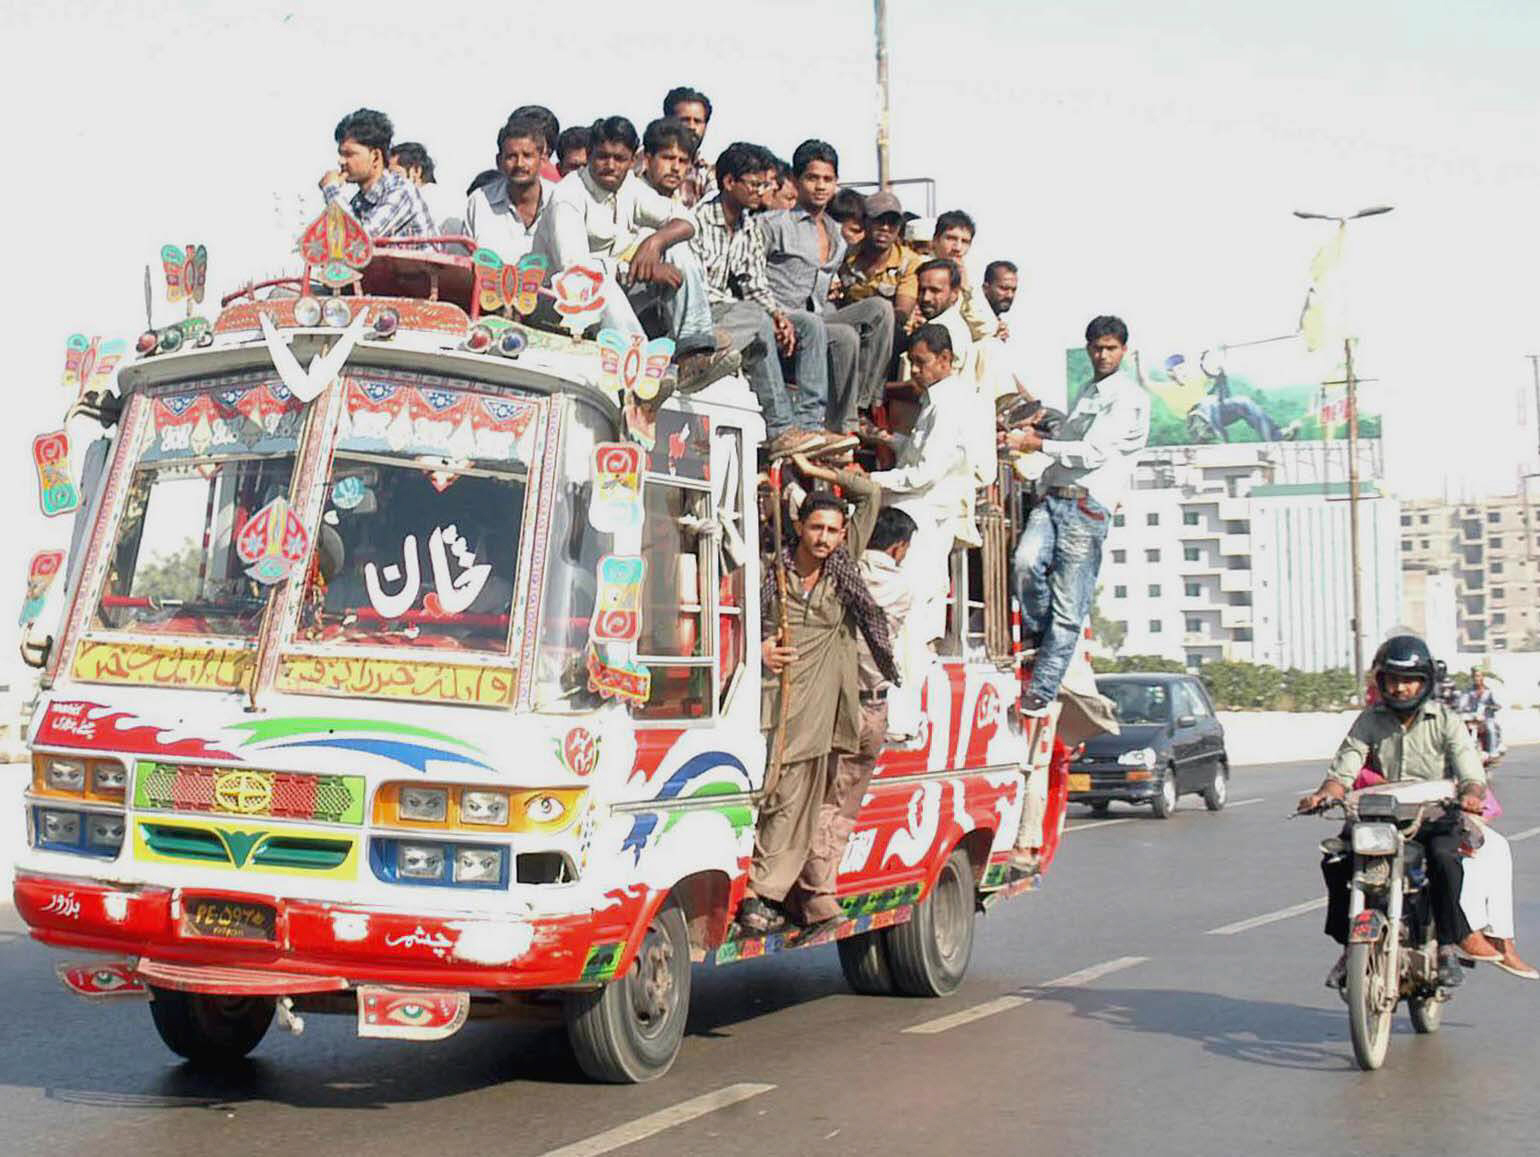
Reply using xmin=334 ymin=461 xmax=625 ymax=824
xmin=228 ymin=716 xmax=483 ymax=753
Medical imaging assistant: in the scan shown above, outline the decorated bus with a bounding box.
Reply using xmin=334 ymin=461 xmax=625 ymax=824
xmin=13 ymin=213 xmax=1074 ymax=1082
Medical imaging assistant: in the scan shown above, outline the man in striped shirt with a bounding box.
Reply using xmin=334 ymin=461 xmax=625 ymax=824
xmin=690 ymin=142 xmax=830 ymax=440
xmin=319 ymin=108 xmax=437 ymax=247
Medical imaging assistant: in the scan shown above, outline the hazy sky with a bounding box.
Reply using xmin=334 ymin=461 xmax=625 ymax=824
xmin=2 ymin=0 xmax=1537 ymax=682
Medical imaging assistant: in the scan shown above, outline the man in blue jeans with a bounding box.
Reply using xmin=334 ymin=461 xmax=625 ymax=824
xmin=1003 ymin=315 xmax=1150 ymax=715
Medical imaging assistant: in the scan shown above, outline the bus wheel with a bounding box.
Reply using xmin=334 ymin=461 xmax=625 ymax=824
xmin=565 ymin=901 xmax=692 ymax=1083
xmin=886 ymin=848 xmax=976 ymax=997
xmin=148 ymin=987 xmax=274 ymax=1065
xmin=837 ymin=930 xmax=896 ymax=995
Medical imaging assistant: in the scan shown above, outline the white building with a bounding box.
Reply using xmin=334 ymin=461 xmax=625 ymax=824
xmin=1097 ymin=443 xmax=1401 ymax=672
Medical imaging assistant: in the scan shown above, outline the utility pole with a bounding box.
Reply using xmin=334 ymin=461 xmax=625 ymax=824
xmin=874 ymin=0 xmax=891 ymax=190
xmin=1344 ymin=337 xmax=1364 ymax=696
xmin=1529 ymin=354 xmax=1540 ymax=458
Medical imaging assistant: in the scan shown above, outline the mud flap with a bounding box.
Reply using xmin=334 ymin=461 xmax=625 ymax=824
xmin=55 ymin=960 xmax=148 ymax=1000
xmin=1349 ymin=909 xmax=1388 ymax=944
xmin=356 ymin=987 xmax=470 ymax=1041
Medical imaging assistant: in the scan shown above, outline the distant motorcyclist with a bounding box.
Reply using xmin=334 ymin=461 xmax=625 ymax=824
xmin=1462 ymin=668 xmax=1503 ymax=758
xmin=1297 ymin=634 xmax=1502 ymax=988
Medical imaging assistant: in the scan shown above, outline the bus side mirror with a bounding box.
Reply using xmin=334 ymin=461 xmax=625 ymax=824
xmin=19 ymin=631 xmax=53 ymax=670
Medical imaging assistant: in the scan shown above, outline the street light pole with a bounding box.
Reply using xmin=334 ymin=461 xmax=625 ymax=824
xmin=874 ymin=0 xmax=891 ymax=190
xmin=1294 ymin=204 xmax=1393 ymax=696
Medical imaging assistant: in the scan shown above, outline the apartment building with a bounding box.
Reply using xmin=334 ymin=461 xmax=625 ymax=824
xmin=1400 ymin=495 xmax=1540 ymax=652
xmin=1098 ymin=443 xmax=1400 ymax=671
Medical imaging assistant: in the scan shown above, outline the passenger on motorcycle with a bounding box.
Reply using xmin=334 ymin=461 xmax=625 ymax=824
xmin=1298 ymin=635 xmax=1502 ymax=989
xmin=1462 ymin=669 xmax=1503 ymax=758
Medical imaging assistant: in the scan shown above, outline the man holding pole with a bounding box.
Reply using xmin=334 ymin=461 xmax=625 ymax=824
xmin=741 ymin=457 xmax=898 ymax=934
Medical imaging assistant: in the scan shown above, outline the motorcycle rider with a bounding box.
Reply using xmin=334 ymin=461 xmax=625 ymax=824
xmin=1298 ymin=634 xmax=1503 ymax=988
xmin=1463 ymin=668 xmax=1503 ymax=758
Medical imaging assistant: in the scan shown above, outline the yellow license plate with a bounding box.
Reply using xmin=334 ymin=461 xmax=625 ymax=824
xmin=184 ymin=897 xmax=276 ymax=941
xmin=1067 ymin=773 xmax=1091 ymax=793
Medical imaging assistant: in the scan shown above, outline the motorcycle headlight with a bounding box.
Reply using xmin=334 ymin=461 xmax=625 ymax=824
xmin=1117 ymin=747 xmax=1157 ymax=770
xmin=398 ymin=787 xmax=448 ymax=823
xmin=1352 ymin=823 xmax=1399 ymax=856
xmin=460 ymin=789 xmax=510 ymax=826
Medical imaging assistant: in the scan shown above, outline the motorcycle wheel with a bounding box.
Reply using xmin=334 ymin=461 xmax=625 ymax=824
xmin=1409 ymin=994 xmax=1443 ymax=1035
xmin=1346 ymin=940 xmax=1394 ymax=1070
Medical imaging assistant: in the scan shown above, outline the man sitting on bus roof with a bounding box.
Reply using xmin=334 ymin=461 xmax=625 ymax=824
xmin=319 ymin=108 xmax=437 ymax=246
xmin=744 ymin=462 xmax=898 ymax=934
xmin=659 ymin=85 xmax=716 ymax=207
xmin=535 ymin=115 xmax=719 ymax=377
xmin=931 ymin=210 xmax=1000 ymax=342
xmin=759 ymin=140 xmax=896 ymax=432
xmin=556 ymin=125 xmax=591 ymax=177
xmin=833 ymin=192 xmax=922 ymax=341
xmin=465 ymin=116 xmax=556 ymax=266
xmin=637 ymin=117 xmax=700 ymax=205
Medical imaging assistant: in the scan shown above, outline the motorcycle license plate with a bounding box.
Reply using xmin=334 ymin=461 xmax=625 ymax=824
xmin=183 ymin=897 xmax=277 ymax=941
xmin=1067 ymin=773 xmax=1091 ymax=793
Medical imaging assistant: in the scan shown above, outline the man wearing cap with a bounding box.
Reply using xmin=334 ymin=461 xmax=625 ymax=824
xmin=834 ymin=191 xmax=922 ymax=341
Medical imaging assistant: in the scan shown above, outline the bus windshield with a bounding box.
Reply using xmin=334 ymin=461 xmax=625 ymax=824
xmin=293 ymin=372 xmax=543 ymax=653
xmin=94 ymin=376 xmax=304 ymax=638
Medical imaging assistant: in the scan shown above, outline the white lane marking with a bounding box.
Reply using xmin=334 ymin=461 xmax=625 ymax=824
xmin=1065 ymin=818 xmax=1137 ymax=833
xmin=1508 ymin=825 xmax=1540 ymax=844
xmin=1206 ymin=897 xmax=1327 ymax=936
xmin=538 ymin=1084 xmax=776 ymax=1157
xmin=1229 ymin=797 xmax=1265 ymax=807
xmin=903 ymin=956 xmax=1148 ymax=1035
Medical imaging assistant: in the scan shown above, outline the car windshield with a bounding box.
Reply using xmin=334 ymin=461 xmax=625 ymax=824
xmin=293 ymin=373 xmax=543 ymax=653
xmin=1101 ymin=681 xmax=1173 ymax=725
xmin=93 ymin=376 xmax=304 ymax=638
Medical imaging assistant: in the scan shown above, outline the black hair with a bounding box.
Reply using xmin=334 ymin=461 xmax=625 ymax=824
xmin=828 ymin=188 xmax=867 ymax=224
xmin=466 ymin=168 xmax=501 ymax=195
xmin=508 ymin=105 xmax=560 ymax=157
xmin=334 ymin=108 xmax=393 ymax=160
xmin=497 ymin=115 xmax=548 ymax=153
xmin=984 ymin=259 xmax=1018 ymax=283
xmin=390 ymin=141 xmax=435 ymax=183
xmin=869 ymin=506 xmax=918 ymax=552
xmin=662 ymin=86 xmax=713 ymax=122
xmin=934 ymin=209 xmax=976 ymax=239
xmin=773 ymin=157 xmax=794 ymax=184
xmin=916 ymin=257 xmax=962 ymax=289
xmin=909 ymin=323 xmax=953 ymax=358
xmin=800 ymin=492 xmax=848 ymax=525
xmin=643 ymin=116 xmax=699 ymax=159
xmin=589 ymin=115 xmax=641 ymax=155
xmin=1086 ymin=315 xmax=1129 ymax=345
xmin=792 ymin=139 xmax=839 ymax=177
xmin=716 ymin=141 xmax=772 ymax=184
xmin=556 ymin=124 xmax=592 ymax=159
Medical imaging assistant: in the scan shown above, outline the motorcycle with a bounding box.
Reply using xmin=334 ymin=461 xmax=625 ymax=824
xmin=1462 ymin=711 xmax=1501 ymax=769
xmin=1308 ymin=780 xmax=1461 ymax=1071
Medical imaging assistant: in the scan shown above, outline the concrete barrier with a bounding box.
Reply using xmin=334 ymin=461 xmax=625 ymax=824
xmin=1219 ymin=707 xmax=1540 ymax=768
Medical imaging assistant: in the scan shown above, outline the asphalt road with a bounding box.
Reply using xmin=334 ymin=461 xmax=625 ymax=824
xmin=4 ymin=750 xmax=1540 ymax=1157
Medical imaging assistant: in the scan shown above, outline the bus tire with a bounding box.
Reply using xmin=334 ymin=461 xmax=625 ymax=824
xmin=564 ymin=901 xmax=691 ymax=1083
xmin=148 ymin=987 xmax=274 ymax=1065
xmin=837 ymin=930 xmax=896 ymax=995
xmin=885 ymin=848 xmax=976 ymax=997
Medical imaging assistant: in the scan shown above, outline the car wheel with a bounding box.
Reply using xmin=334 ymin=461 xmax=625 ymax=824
xmin=1202 ymin=762 xmax=1228 ymax=812
xmin=1088 ymin=802 xmax=1111 ymax=818
xmin=1151 ymin=768 xmax=1178 ymax=819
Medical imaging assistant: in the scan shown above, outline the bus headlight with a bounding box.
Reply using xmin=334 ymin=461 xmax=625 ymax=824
xmin=397 ymin=844 xmax=447 ymax=880
xmin=46 ymin=759 xmax=88 ymax=792
xmin=39 ymin=810 xmax=81 ymax=844
xmin=398 ymin=787 xmax=449 ymax=823
xmin=453 ymin=846 xmax=506 ymax=884
xmin=460 ymin=790 xmax=509 ymax=826
xmin=87 ymin=814 xmax=126 ymax=850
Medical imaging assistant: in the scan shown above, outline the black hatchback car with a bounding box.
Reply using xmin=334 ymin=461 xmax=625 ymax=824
xmin=1068 ymin=673 xmax=1229 ymax=818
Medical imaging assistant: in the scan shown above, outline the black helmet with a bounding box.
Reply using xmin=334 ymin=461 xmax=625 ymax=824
xmin=1372 ymin=634 xmax=1436 ymax=716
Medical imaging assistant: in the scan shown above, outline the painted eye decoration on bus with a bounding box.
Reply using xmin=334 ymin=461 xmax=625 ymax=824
xmin=523 ymin=793 xmax=567 ymax=826
xmin=56 ymin=961 xmax=146 ymax=999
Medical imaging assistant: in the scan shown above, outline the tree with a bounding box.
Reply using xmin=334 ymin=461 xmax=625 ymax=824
xmin=1089 ymin=586 xmax=1126 ymax=655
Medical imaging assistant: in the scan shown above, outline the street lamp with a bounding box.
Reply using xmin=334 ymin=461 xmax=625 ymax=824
xmin=1294 ymin=204 xmax=1394 ymax=698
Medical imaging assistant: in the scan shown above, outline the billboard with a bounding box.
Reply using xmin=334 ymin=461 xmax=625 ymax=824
xmin=1065 ymin=341 xmax=1381 ymax=447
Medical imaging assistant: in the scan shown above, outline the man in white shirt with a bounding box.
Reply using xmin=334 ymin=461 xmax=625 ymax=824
xmin=914 ymin=259 xmax=998 ymax=508
xmin=464 ymin=115 xmax=556 ymax=265
xmin=1004 ymin=315 xmax=1150 ymax=714
xmin=534 ymin=116 xmax=717 ymax=367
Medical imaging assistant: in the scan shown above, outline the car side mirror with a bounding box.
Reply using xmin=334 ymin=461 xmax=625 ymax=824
xmin=1177 ymin=714 xmax=1197 ymax=729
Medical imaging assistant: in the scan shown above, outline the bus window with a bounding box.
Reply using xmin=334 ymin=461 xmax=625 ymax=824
xmin=714 ymin=427 xmax=746 ymax=711
xmin=635 ymin=479 xmax=715 ymax=721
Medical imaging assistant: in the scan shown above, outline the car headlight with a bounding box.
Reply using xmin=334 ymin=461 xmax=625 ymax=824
xmin=397 ymin=843 xmax=447 ymax=879
xmin=45 ymin=759 xmax=87 ymax=792
xmin=398 ymin=787 xmax=449 ymax=823
xmin=453 ymin=846 xmax=505 ymax=884
xmin=1352 ymin=823 xmax=1399 ymax=856
xmin=39 ymin=810 xmax=81 ymax=844
xmin=87 ymin=814 xmax=126 ymax=849
xmin=460 ymin=789 xmax=510 ymax=826
xmin=1117 ymin=747 xmax=1157 ymax=770
xmin=92 ymin=764 xmax=128 ymax=795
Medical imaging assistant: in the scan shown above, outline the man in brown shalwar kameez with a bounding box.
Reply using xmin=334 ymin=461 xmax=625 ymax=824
xmin=739 ymin=458 xmax=899 ymax=934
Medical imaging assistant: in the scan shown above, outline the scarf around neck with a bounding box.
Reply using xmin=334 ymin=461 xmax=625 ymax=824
xmin=762 ymin=545 xmax=900 ymax=687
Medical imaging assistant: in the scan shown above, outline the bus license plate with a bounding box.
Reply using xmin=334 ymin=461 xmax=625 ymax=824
xmin=184 ymin=898 xmax=277 ymax=941
xmin=1067 ymin=774 xmax=1091 ymax=792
